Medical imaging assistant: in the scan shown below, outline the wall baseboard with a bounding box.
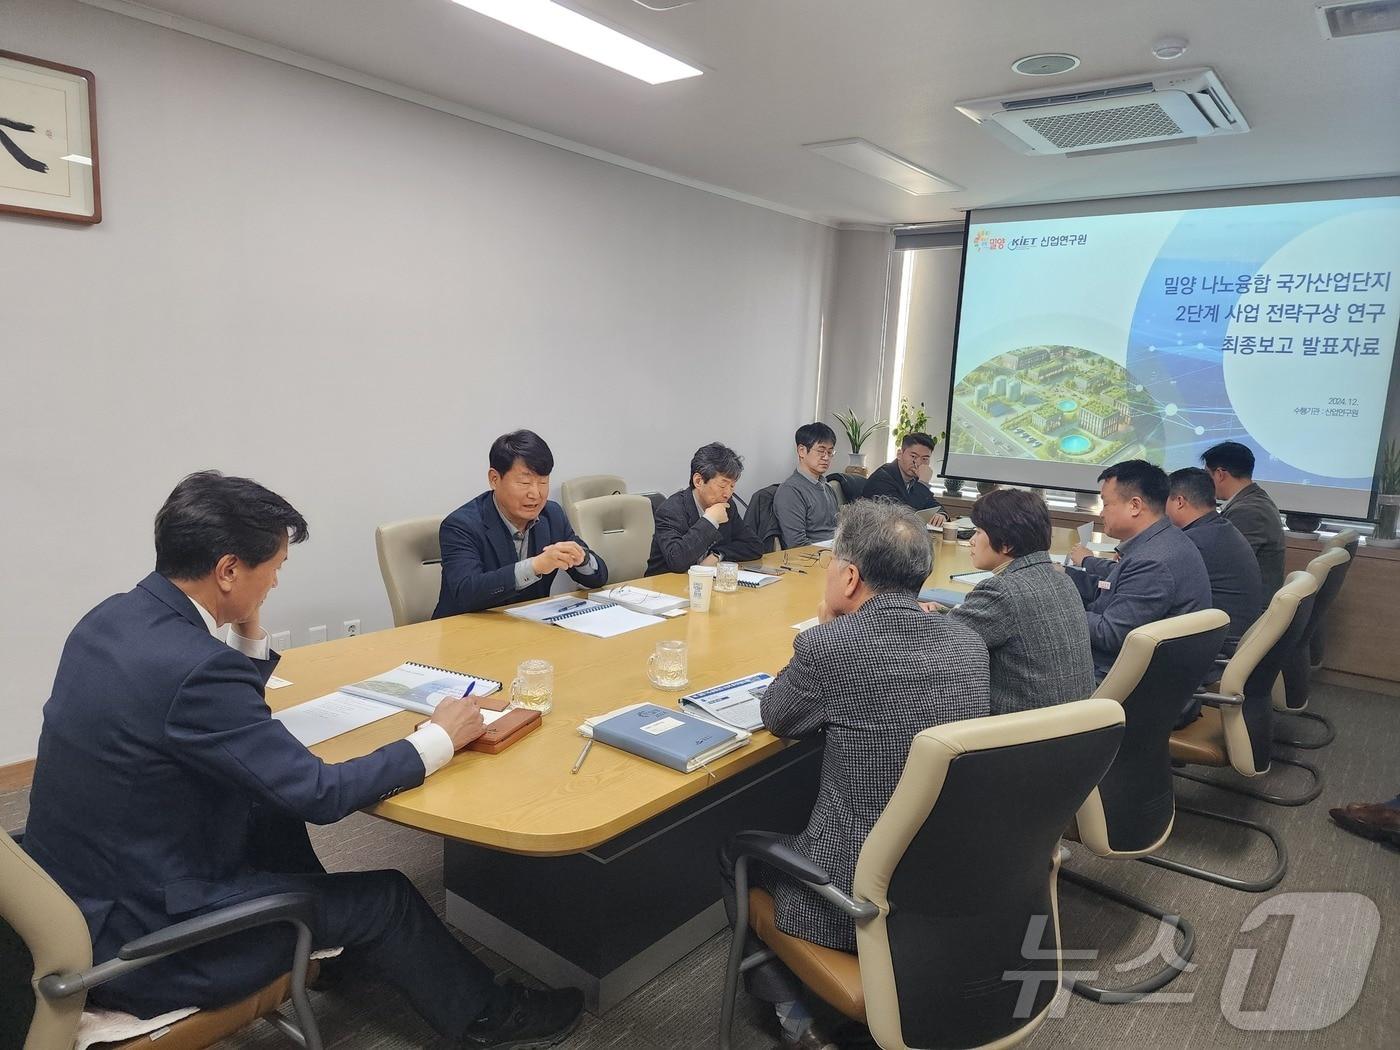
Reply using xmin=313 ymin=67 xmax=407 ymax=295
xmin=0 ymin=759 xmax=36 ymax=792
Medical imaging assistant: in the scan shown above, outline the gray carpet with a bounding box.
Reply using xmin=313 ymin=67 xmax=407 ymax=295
xmin=4 ymin=680 xmax=1396 ymax=1049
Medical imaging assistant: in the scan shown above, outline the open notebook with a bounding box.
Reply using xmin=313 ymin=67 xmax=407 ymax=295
xmin=505 ymin=596 xmax=665 ymax=638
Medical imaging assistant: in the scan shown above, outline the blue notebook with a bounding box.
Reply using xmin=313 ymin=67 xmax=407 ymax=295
xmin=589 ymin=703 xmax=749 ymax=773
xmin=918 ymin=587 xmax=969 ymax=608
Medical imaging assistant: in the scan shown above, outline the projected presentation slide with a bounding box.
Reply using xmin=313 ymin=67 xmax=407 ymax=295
xmin=947 ymin=194 xmax=1400 ymax=517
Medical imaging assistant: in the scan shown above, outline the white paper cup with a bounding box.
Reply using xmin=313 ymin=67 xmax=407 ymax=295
xmin=688 ymin=565 xmax=717 ymax=612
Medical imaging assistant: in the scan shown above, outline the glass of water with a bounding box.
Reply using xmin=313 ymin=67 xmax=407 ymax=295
xmin=647 ymin=640 xmax=689 ymax=690
xmin=510 ymin=658 xmax=554 ymax=714
xmin=715 ymin=560 xmax=740 ymax=593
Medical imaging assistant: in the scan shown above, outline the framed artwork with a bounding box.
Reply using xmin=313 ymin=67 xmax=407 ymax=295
xmin=0 ymin=49 xmax=100 ymax=224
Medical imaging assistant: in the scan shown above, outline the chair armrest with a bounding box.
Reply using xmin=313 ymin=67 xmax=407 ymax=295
xmin=728 ymin=830 xmax=830 ymax=886
xmin=727 ymin=831 xmax=879 ymax=923
xmin=119 ymin=892 xmax=318 ymax=961
xmin=37 ymin=892 xmax=319 ymax=1001
xmin=1193 ymin=690 xmax=1244 ymax=708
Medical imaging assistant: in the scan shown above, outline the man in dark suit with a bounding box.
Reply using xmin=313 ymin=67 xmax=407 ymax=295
xmin=1202 ymin=440 xmax=1286 ymax=600
xmin=1167 ymin=467 xmax=1264 ymax=644
xmin=721 ymin=500 xmax=989 ymax=1050
xmin=1068 ymin=460 xmax=1212 ymax=678
xmin=22 ymin=471 xmax=582 ymax=1047
xmin=858 ymin=431 xmax=947 ymax=526
xmin=646 ymin=441 xmax=764 ymax=575
xmin=434 ymin=429 xmax=608 ymax=616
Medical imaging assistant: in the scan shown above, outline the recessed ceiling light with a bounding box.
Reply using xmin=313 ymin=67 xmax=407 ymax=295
xmin=1151 ymin=36 xmax=1190 ymax=59
xmin=803 ymin=139 xmax=960 ymax=196
xmin=1316 ymin=0 xmax=1400 ymax=37
xmin=449 ymin=0 xmax=703 ymax=85
xmin=1011 ymin=53 xmax=1080 ymax=76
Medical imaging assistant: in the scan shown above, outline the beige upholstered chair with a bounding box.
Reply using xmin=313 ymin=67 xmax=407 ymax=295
xmin=1171 ymin=571 xmax=1320 ymax=806
xmin=374 ymin=516 xmax=444 ymax=627
xmin=1310 ymin=528 xmax=1360 ymax=670
xmin=1271 ymin=546 xmax=1349 ymax=749
xmin=1 ymin=830 xmax=321 ymax=1050
xmin=826 ymin=477 xmax=846 ymax=508
xmin=559 ymin=475 xmax=626 ymax=531
xmin=720 ymin=700 xmax=1126 ymax=1050
xmin=571 ymin=494 xmax=654 ymax=584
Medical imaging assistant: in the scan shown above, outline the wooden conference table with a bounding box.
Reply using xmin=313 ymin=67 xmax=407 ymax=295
xmin=269 ymin=528 xmax=1086 ymax=1011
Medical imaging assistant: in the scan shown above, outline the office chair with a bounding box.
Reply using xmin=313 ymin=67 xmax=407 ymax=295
xmin=1309 ymin=528 xmax=1359 ymax=670
xmin=1 ymin=829 xmax=322 ymax=1050
xmin=1272 ymin=546 xmax=1350 ymax=750
xmin=374 ymin=516 xmax=444 ymax=627
xmin=1063 ymin=609 xmax=1230 ymax=1001
xmin=559 ymin=475 xmax=626 ymax=531
xmin=719 ymin=700 xmax=1125 ymax=1050
xmin=1168 ymin=571 xmax=1321 ymax=816
xmin=826 ymin=476 xmax=846 ymax=508
xmin=571 ymin=494 xmax=655 ymax=584
xmin=744 ymin=484 xmax=782 ymax=553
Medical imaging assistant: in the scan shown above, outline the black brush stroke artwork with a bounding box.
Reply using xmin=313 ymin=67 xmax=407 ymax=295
xmin=0 ymin=116 xmax=48 ymax=173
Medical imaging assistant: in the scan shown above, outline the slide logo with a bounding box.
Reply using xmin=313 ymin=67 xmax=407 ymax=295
xmin=972 ymin=227 xmax=1088 ymax=252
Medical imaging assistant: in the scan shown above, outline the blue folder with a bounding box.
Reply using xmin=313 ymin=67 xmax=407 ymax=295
xmin=591 ymin=704 xmax=747 ymax=772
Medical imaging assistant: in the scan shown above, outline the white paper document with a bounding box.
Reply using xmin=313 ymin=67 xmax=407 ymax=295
xmin=792 ymin=616 xmax=820 ymax=632
xmin=1077 ymin=521 xmax=1116 ymax=552
xmin=680 ymin=673 xmax=773 ymax=732
xmin=273 ymin=692 xmax=400 ymax=747
xmin=506 ymin=596 xmax=666 ymax=637
xmin=591 ymin=586 xmax=689 ymax=615
xmin=950 ymin=570 xmax=995 ymax=585
xmin=736 ymin=569 xmax=780 ymax=588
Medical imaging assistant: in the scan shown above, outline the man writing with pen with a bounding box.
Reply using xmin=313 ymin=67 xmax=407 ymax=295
xmin=434 ymin=429 xmax=609 ymax=616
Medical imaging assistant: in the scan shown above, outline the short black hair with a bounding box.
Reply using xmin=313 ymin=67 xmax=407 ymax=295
xmin=690 ymin=442 xmax=744 ymax=487
xmin=1168 ymin=467 xmax=1218 ymax=509
xmin=971 ymin=489 xmax=1052 ymax=558
xmin=1201 ymin=440 xmax=1254 ymax=479
xmin=154 ymin=471 xmax=308 ymax=580
xmin=490 ymin=429 xmax=554 ymax=477
xmin=1098 ymin=459 xmax=1168 ymax=511
xmin=795 ymin=422 xmax=836 ymax=450
xmin=900 ymin=432 xmax=937 ymax=453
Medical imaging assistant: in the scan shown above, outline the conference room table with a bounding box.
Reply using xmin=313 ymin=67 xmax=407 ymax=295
xmin=269 ymin=525 xmax=1091 ymax=1011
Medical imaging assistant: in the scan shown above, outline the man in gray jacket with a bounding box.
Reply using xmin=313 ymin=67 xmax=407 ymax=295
xmin=721 ymin=500 xmax=989 ymax=1049
xmin=1069 ymin=460 xmax=1212 ymax=677
xmin=1201 ymin=440 xmax=1286 ymax=600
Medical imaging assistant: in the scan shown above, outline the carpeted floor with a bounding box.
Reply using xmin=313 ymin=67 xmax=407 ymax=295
xmin=4 ymin=680 xmax=1396 ymax=1049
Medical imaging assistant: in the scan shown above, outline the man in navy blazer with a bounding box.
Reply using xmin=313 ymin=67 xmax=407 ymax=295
xmin=22 ymin=471 xmax=582 ymax=1047
xmin=434 ymin=429 xmax=608 ymax=616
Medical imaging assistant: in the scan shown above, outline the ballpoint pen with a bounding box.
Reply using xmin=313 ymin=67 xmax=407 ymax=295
xmin=461 ymin=680 xmax=476 ymax=699
xmin=571 ymin=737 xmax=593 ymax=774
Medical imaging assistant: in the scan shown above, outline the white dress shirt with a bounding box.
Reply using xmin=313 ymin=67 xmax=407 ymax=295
xmin=190 ymin=598 xmax=454 ymax=776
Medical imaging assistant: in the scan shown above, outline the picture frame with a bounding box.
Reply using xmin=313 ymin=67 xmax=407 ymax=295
xmin=0 ymin=49 xmax=100 ymax=224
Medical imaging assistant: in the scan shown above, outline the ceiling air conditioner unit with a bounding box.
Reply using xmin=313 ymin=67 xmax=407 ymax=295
xmin=955 ymin=67 xmax=1248 ymax=156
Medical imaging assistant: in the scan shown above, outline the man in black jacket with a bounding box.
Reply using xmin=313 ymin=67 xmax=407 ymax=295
xmin=1201 ymin=440 xmax=1285 ymax=601
xmin=1167 ymin=467 xmax=1264 ymax=645
xmin=858 ymin=432 xmax=946 ymax=525
xmin=647 ymin=442 xmax=764 ymax=574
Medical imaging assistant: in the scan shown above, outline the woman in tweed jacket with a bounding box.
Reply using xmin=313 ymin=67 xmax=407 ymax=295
xmin=941 ymin=489 xmax=1096 ymax=714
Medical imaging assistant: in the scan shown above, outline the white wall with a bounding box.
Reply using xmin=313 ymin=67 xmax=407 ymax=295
xmin=0 ymin=0 xmax=836 ymax=763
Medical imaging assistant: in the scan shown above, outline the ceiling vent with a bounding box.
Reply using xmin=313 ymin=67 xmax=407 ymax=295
xmin=1316 ymin=0 xmax=1400 ymax=38
xmin=955 ymin=67 xmax=1248 ymax=156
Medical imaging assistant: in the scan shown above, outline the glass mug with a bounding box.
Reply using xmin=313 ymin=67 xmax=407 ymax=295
xmin=510 ymin=658 xmax=553 ymax=714
xmin=714 ymin=560 xmax=740 ymax=593
xmin=647 ymin=640 xmax=689 ymax=690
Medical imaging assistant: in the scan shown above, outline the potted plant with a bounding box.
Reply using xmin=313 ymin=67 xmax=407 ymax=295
xmin=1373 ymin=439 xmax=1400 ymax=548
xmin=832 ymin=408 xmax=886 ymax=475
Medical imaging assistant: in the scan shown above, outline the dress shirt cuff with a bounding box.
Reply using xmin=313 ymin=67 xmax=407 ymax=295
xmin=514 ymin=558 xmax=541 ymax=590
xmin=406 ymin=722 xmax=456 ymax=776
xmin=228 ymin=626 xmax=270 ymax=661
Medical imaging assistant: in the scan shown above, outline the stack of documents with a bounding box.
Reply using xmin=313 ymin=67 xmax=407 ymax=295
xmin=737 ymin=569 xmax=780 ymax=589
xmin=580 ymin=703 xmax=749 ymax=773
xmin=591 ymin=586 xmax=689 ymax=616
xmin=506 ymin=596 xmax=665 ymax=638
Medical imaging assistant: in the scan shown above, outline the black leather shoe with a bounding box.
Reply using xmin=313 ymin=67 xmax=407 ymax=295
xmin=780 ymin=1022 xmax=839 ymax=1050
xmin=461 ymin=980 xmax=584 ymax=1049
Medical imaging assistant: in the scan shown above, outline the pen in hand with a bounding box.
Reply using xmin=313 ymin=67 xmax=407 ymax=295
xmin=571 ymin=737 xmax=593 ymax=774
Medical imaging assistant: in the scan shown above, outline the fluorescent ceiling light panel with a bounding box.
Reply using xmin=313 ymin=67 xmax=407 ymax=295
xmin=450 ymin=0 xmax=703 ymax=84
xmin=803 ymin=138 xmax=960 ymax=195
xmin=61 ymin=154 xmax=92 ymax=165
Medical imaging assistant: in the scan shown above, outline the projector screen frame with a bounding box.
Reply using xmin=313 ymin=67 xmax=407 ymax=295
xmin=937 ymin=179 xmax=1400 ymax=523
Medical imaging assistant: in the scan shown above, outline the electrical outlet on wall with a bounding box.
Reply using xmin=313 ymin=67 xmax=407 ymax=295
xmin=270 ymin=630 xmax=291 ymax=651
xmin=344 ymin=619 xmax=360 ymax=638
xmin=308 ymin=625 xmax=327 ymax=645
